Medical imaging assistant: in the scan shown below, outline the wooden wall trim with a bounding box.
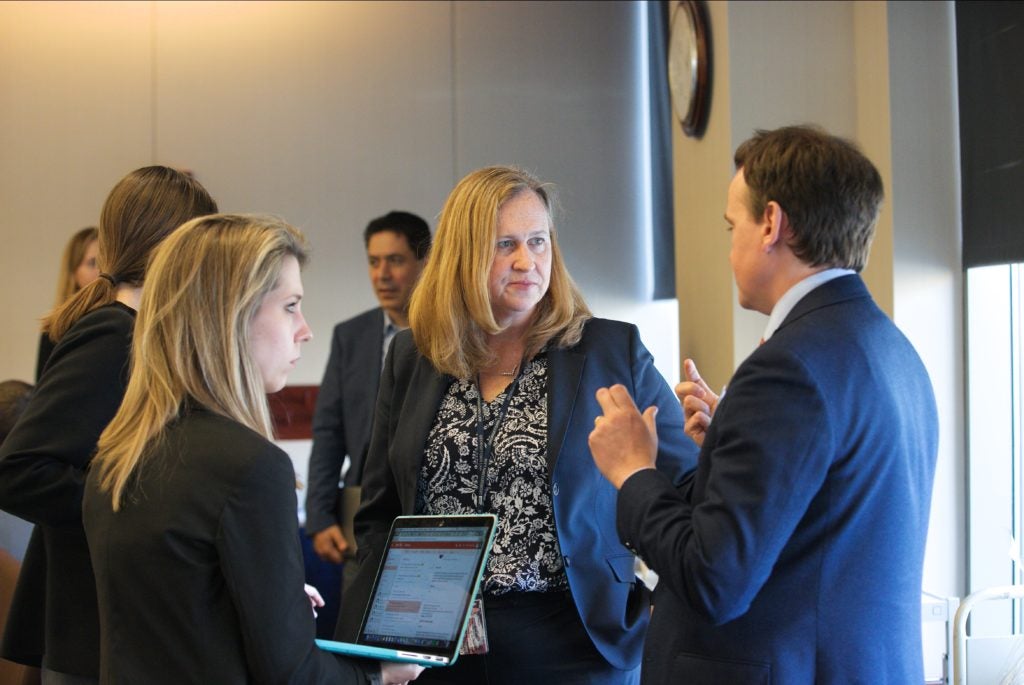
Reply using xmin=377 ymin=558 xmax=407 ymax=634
xmin=269 ymin=385 xmax=319 ymax=440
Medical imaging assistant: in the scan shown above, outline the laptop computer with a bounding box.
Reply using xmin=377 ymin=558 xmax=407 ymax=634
xmin=315 ymin=513 xmax=497 ymax=667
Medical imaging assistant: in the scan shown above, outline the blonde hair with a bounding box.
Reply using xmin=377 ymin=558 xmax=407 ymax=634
xmin=92 ymin=214 xmax=309 ymax=511
xmin=53 ymin=226 xmax=99 ymax=308
xmin=409 ymin=165 xmax=591 ymax=379
xmin=43 ymin=166 xmax=217 ymax=343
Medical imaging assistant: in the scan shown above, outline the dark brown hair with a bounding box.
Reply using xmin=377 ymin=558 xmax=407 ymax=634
xmin=734 ymin=125 xmax=883 ymax=272
xmin=44 ymin=166 xmax=217 ymax=342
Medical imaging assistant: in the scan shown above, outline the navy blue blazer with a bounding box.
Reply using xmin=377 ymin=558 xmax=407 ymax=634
xmin=618 ymin=275 xmax=939 ymax=684
xmin=336 ymin=318 xmax=698 ymax=670
xmin=305 ymin=307 xmax=384 ymax=536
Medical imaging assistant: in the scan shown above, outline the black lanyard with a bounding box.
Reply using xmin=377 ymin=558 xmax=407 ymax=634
xmin=474 ymin=365 xmax=523 ymax=513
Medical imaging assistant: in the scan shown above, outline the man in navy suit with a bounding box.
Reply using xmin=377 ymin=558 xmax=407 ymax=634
xmin=588 ymin=125 xmax=938 ymax=684
xmin=304 ymin=211 xmax=431 ymax=628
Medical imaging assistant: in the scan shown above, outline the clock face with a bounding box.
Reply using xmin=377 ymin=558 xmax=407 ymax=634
xmin=667 ymin=1 xmax=709 ymax=138
xmin=668 ymin=3 xmax=698 ymax=123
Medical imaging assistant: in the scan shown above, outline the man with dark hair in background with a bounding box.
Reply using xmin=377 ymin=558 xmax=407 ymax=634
xmin=304 ymin=211 xmax=431 ymax=634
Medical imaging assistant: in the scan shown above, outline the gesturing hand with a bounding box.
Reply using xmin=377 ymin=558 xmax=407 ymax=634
xmin=675 ymin=359 xmax=720 ymax=447
xmin=588 ymin=384 xmax=659 ymax=489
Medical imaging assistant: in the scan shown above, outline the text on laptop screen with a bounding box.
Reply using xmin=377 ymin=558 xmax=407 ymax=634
xmin=361 ymin=525 xmax=488 ymax=649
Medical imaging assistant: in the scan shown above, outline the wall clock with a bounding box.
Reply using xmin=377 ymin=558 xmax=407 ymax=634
xmin=668 ymin=0 xmax=710 ymax=138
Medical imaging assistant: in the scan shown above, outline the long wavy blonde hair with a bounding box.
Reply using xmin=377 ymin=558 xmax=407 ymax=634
xmin=409 ymin=165 xmax=591 ymax=379
xmin=92 ymin=214 xmax=308 ymax=510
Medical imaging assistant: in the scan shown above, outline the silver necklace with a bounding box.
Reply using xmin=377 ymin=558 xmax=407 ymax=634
xmin=497 ymin=361 xmax=520 ymax=377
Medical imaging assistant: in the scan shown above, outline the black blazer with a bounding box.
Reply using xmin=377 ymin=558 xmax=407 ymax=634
xmin=82 ymin=409 xmax=372 ymax=685
xmin=0 ymin=302 xmax=135 ymax=675
xmin=305 ymin=308 xmax=384 ymax=536
xmin=35 ymin=330 xmax=55 ymax=382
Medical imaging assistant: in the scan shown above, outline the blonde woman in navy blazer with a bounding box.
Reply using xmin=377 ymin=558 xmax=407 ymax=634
xmin=337 ymin=166 xmax=698 ymax=685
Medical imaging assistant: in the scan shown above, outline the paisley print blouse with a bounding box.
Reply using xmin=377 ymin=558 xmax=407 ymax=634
xmin=415 ymin=355 xmax=568 ymax=596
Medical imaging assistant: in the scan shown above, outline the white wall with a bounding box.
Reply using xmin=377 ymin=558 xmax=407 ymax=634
xmin=726 ymin=1 xmax=861 ymax=364
xmin=887 ymin=0 xmax=964 ymax=636
xmin=0 ymin=0 xmax=678 ymax=389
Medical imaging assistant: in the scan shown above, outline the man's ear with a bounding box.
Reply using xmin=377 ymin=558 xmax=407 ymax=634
xmin=761 ymin=201 xmax=789 ymax=252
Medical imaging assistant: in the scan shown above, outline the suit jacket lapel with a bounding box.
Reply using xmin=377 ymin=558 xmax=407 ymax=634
xmin=347 ymin=309 xmax=386 ymax=484
xmin=546 ymin=347 xmax=585 ymax=477
xmin=370 ymin=308 xmax=386 ymax=377
xmin=393 ymin=358 xmax=452 ymax=511
xmin=348 ymin=308 xmax=386 ymax=401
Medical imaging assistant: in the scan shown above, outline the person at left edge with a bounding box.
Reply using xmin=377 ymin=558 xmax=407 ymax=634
xmin=337 ymin=165 xmax=698 ymax=684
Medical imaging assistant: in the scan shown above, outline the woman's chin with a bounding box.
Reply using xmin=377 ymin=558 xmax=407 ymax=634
xmin=264 ymin=377 xmax=287 ymax=395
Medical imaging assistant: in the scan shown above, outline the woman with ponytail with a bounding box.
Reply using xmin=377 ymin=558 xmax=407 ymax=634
xmin=0 ymin=166 xmax=216 ymax=684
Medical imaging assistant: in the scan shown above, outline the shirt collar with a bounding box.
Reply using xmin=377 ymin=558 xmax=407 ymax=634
xmin=382 ymin=310 xmax=398 ymax=337
xmin=762 ymin=268 xmax=854 ymax=342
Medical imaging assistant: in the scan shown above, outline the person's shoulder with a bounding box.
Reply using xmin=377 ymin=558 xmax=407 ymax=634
xmin=335 ymin=307 xmax=383 ymax=333
xmin=573 ymin=317 xmax=636 ymax=347
xmin=47 ymin=302 xmax=135 ymax=367
xmin=173 ymin=410 xmax=289 ymax=474
xmin=66 ymin=302 xmax=136 ymax=338
xmin=582 ymin=317 xmax=633 ymax=334
xmin=178 ymin=409 xmax=274 ymax=449
xmin=389 ymin=327 xmax=419 ymax=357
xmin=170 ymin=410 xmax=295 ymax=498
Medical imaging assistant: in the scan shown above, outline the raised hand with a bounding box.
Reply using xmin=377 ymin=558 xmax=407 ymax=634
xmin=675 ymin=358 xmax=720 ymax=447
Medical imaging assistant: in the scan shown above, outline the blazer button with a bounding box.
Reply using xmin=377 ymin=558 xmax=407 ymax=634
xmin=552 ymin=482 xmax=560 ymax=496
xmin=564 ymin=555 xmax=571 ymax=567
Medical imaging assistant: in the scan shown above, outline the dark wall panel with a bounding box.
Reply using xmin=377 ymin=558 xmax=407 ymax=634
xmin=957 ymin=1 xmax=1024 ymax=268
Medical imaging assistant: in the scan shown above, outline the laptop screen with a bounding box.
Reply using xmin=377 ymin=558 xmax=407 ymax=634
xmin=358 ymin=516 xmax=494 ymax=654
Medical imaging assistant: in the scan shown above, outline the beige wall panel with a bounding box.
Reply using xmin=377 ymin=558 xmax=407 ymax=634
xmin=853 ymin=0 xmax=894 ymax=315
xmin=674 ymin=0 xmax=735 ymax=393
xmin=0 ymin=1 xmax=153 ymax=381
xmin=2 ymin=1 xmax=673 ymax=387
xmin=726 ymin=0 xmax=860 ymax=368
xmin=152 ymin=0 xmax=456 ymax=384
